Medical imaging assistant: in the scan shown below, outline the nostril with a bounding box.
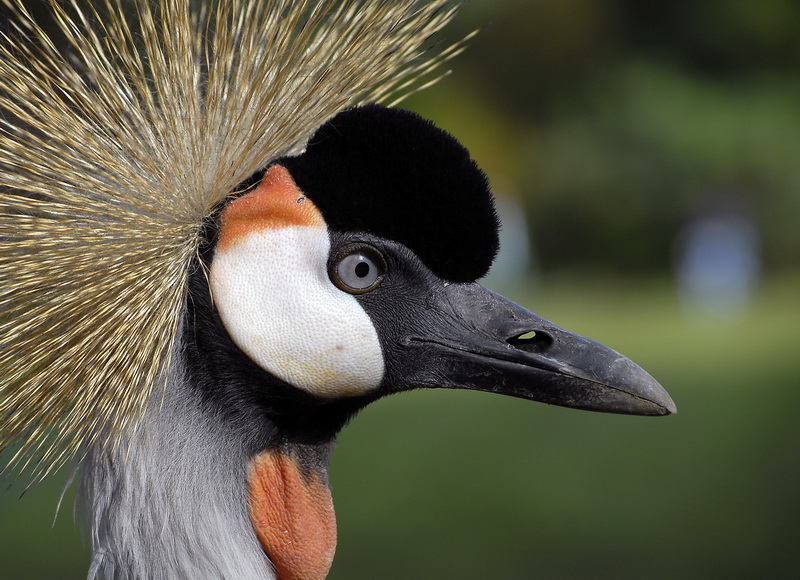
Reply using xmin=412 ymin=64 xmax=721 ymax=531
xmin=507 ymin=330 xmax=553 ymax=354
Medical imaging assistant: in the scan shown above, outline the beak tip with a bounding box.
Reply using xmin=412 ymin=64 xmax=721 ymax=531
xmin=609 ymin=354 xmax=676 ymax=416
xmin=588 ymin=354 xmax=676 ymax=417
xmin=661 ymin=396 xmax=678 ymax=416
xmin=634 ymin=372 xmax=677 ymax=416
xmin=636 ymin=378 xmax=677 ymax=416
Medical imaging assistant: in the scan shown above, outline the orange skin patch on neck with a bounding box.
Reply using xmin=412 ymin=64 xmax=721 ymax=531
xmin=248 ymin=450 xmax=337 ymax=580
xmin=217 ymin=164 xmax=324 ymax=252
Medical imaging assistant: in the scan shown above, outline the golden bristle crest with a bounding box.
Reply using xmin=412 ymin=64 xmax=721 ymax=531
xmin=0 ymin=0 xmax=464 ymax=478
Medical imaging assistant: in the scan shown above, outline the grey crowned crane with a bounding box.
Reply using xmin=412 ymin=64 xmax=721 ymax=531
xmin=0 ymin=1 xmax=675 ymax=578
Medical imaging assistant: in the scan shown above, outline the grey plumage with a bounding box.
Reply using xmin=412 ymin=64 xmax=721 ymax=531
xmin=79 ymin=336 xmax=273 ymax=579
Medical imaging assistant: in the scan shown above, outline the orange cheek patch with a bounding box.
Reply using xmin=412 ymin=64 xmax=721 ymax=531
xmin=248 ymin=450 xmax=337 ymax=580
xmin=217 ymin=164 xmax=325 ymax=252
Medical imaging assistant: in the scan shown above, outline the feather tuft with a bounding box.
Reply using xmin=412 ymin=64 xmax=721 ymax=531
xmin=0 ymin=0 xmax=464 ymax=479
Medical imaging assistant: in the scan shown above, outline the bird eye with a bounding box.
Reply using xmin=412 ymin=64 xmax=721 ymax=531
xmin=330 ymin=245 xmax=386 ymax=294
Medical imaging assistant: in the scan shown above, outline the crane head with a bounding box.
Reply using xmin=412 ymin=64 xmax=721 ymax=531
xmin=194 ymin=104 xmax=675 ymax=579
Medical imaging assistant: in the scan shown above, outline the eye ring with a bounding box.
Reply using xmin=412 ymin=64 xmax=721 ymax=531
xmin=329 ymin=244 xmax=386 ymax=294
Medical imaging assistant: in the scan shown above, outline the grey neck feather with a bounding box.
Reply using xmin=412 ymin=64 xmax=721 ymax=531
xmin=78 ymin=342 xmax=274 ymax=580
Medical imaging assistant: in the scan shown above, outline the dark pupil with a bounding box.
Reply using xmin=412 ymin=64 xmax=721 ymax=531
xmin=354 ymin=261 xmax=370 ymax=278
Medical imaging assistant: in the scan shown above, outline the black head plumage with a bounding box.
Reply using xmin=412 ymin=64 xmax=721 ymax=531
xmin=280 ymin=104 xmax=500 ymax=282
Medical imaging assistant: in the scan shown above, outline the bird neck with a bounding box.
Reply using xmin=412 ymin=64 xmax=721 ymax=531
xmin=76 ymin=264 xmax=367 ymax=578
xmin=78 ymin=354 xmax=276 ymax=580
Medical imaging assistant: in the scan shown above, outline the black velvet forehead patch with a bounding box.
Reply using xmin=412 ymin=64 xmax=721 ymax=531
xmin=279 ymin=104 xmax=499 ymax=283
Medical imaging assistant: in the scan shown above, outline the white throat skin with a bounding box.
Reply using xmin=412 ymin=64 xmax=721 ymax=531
xmin=78 ymin=350 xmax=275 ymax=580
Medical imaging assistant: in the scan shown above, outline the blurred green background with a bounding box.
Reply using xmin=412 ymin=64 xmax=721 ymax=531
xmin=2 ymin=1 xmax=800 ymax=578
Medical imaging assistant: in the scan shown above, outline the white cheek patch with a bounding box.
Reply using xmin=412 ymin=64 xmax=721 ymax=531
xmin=209 ymin=225 xmax=385 ymax=398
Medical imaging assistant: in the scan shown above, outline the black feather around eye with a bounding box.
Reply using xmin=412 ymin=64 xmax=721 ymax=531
xmin=279 ymin=104 xmax=500 ymax=283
